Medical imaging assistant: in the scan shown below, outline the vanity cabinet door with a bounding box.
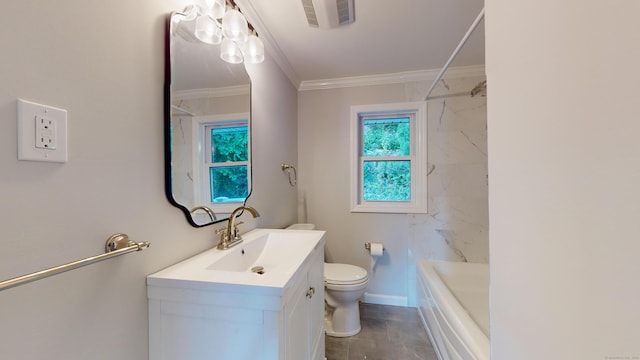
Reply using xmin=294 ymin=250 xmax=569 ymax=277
xmin=284 ymin=277 xmax=310 ymax=359
xmin=283 ymin=247 xmax=325 ymax=360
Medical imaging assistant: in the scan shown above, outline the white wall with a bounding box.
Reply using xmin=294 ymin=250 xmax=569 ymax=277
xmin=298 ymin=73 xmax=488 ymax=306
xmin=487 ymin=0 xmax=640 ymax=358
xmin=0 ymin=1 xmax=298 ymax=359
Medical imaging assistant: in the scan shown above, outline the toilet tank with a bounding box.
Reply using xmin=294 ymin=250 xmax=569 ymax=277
xmin=286 ymin=224 xmax=316 ymax=230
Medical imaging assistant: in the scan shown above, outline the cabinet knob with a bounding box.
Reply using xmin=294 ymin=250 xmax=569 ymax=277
xmin=306 ymin=287 xmax=315 ymax=298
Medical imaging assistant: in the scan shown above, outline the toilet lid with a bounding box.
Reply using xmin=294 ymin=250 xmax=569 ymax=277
xmin=324 ymin=263 xmax=368 ymax=285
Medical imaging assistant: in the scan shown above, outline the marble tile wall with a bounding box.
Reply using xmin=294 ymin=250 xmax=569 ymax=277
xmin=406 ymin=75 xmax=488 ymax=304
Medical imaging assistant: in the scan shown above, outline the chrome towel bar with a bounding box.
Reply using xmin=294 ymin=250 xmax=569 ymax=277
xmin=0 ymin=233 xmax=150 ymax=291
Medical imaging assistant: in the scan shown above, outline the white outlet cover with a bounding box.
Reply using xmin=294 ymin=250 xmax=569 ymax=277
xmin=17 ymin=99 xmax=68 ymax=163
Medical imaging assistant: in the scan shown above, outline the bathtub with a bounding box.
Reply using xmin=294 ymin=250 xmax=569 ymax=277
xmin=417 ymin=259 xmax=490 ymax=360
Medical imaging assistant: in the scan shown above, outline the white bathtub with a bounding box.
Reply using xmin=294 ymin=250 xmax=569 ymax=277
xmin=417 ymin=259 xmax=490 ymax=360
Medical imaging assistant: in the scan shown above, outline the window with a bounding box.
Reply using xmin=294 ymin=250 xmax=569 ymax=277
xmin=350 ymin=102 xmax=427 ymax=213
xmin=193 ymin=113 xmax=250 ymax=213
xmin=205 ymin=124 xmax=249 ymax=203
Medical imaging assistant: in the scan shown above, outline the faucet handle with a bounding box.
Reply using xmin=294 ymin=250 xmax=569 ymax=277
xmin=215 ymin=227 xmax=227 ymax=240
xmin=232 ymin=221 xmax=244 ymax=239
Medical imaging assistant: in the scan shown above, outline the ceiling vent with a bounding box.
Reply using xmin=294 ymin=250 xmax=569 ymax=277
xmin=301 ymin=0 xmax=355 ymax=29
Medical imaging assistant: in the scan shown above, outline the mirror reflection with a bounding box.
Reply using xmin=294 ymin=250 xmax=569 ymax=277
xmin=165 ymin=7 xmax=252 ymax=227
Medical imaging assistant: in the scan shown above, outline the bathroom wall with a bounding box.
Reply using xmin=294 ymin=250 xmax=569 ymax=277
xmin=0 ymin=1 xmax=297 ymax=359
xmin=487 ymin=0 xmax=640 ymax=358
xmin=297 ymin=71 xmax=487 ymax=306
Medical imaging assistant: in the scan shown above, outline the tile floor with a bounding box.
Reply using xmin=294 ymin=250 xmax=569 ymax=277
xmin=325 ymin=303 xmax=438 ymax=360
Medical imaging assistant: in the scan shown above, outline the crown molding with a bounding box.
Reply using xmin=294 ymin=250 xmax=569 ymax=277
xmin=173 ymin=85 xmax=250 ymax=100
xmin=298 ymin=65 xmax=485 ymax=91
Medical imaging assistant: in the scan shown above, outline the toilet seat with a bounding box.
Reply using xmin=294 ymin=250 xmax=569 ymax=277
xmin=324 ymin=263 xmax=368 ymax=286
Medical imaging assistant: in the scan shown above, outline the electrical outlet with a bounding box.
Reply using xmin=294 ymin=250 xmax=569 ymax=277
xmin=35 ymin=116 xmax=57 ymax=149
xmin=17 ymin=99 xmax=68 ymax=163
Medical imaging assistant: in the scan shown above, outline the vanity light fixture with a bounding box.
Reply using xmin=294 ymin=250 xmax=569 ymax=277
xmin=221 ymin=6 xmax=248 ymax=42
xmin=220 ymin=37 xmax=244 ymax=64
xmin=194 ymin=14 xmax=223 ymax=44
xmin=181 ymin=0 xmax=264 ymax=64
xmin=208 ymin=0 xmax=227 ymax=19
xmin=242 ymin=30 xmax=265 ymax=64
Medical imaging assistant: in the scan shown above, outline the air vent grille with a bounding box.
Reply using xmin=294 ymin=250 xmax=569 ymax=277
xmin=302 ymin=0 xmax=319 ymax=27
xmin=337 ymin=0 xmax=355 ymax=25
xmin=301 ymin=0 xmax=355 ymax=28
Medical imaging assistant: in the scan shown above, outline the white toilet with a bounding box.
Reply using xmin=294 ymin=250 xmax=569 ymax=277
xmin=286 ymin=224 xmax=369 ymax=337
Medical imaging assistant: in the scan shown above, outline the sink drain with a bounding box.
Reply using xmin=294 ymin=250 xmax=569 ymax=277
xmin=251 ymin=266 xmax=265 ymax=275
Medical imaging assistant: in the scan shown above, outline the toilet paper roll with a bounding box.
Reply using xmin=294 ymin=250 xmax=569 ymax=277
xmin=369 ymin=242 xmax=384 ymax=257
xmin=368 ymin=242 xmax=384 ymax=273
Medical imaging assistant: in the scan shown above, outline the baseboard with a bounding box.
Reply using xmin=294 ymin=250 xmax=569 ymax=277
xmin=362 ymin=292 xmax=409 ymax=307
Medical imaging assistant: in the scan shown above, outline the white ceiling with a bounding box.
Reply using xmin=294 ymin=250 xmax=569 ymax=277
xmin=238 ymin=0 xmax=485 ymax=86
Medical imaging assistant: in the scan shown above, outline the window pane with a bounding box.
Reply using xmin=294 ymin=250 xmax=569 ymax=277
xmin=362 ymin=117 xmax=410 ymax=157
xmin=363 ymin=160 xmax=410 ymax=201
xmin=211 ymin=126 xmax=248 ymax=163
xmin=210 ymin=165 xmax=248 ymax=203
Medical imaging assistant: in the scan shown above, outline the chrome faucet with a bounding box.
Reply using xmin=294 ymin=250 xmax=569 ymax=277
xmin=216 ymin=206 xmax=260 ymax=250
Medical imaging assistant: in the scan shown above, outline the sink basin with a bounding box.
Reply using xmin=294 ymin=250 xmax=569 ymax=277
xmin=147 ymin=228 xmax=325 ymax=294
xmin=206 ymin=229 xmax=319 ymax=273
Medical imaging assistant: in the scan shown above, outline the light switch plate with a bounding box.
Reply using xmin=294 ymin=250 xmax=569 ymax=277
xmin=17 ymin=99 xmax=68 ymax=163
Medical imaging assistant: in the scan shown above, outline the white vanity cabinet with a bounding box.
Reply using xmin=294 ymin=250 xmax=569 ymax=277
xmin=283 ymin=252 xmax=325 ymax=360
xmin=147 ymin=229 xmax=325 ymax=360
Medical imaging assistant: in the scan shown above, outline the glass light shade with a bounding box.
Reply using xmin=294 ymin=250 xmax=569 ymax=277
xmin=242 ymin=34 xmax=264 ymax=64
xmin=195 ymin=0 xmax=211 ymax=16
xmin=220 ymin=38 xmax=243 ymax=64
xmin=194 ymin=15 xmax=222 ymax=45
xmin=209 ymin=0 xmax=226 ymax=19
xmin=222 ymin=9 xmax=248 ymax=42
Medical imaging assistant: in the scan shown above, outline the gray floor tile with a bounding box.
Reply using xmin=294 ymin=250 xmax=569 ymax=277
xmin=325 ymin=302 xmax=435 ymax=360
xmin=387 ymin=320 xmax=431 ymax=346
xmin=325 ymin=336 xmax=349 ymax=360
xmin=354 ymin=318 xmax=388 ymax=341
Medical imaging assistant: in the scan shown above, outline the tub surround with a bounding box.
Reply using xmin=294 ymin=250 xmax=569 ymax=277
xmin=410 ymin=76 xmax=489 ymax=265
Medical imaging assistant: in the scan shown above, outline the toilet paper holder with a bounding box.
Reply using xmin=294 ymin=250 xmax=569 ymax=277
xmin=364 ymin=242 xmax=385 ymax=252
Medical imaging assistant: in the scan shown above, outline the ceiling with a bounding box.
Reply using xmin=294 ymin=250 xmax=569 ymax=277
xmin=238 ymin=0 xmax=485 ymax=86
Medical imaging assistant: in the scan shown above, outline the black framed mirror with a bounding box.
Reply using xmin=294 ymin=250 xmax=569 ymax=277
xmin=164 ymin=7 xmax=252 ymax=227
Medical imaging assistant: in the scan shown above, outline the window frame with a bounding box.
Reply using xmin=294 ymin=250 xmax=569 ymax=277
xmin=350 ymin=102 xmax=427 ymax=213
xmin=192 ymin=112 xmax=251 ymax=214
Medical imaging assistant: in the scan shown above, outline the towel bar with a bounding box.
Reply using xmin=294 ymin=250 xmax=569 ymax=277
xmin=0 ymin=233 xmax=150 ymax=291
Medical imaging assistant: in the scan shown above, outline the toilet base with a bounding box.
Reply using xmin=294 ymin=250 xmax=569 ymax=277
xmin=325 ymin=318 xmax=361 ymax=337
xmin=324 ymin=301 xmax=362 ymax=337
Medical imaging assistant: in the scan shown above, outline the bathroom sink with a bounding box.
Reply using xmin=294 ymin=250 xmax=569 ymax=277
xmin=206 ymin=229 xmax=317 ymax=272
xmin=147 ymin=228 xmax=325 ymax=294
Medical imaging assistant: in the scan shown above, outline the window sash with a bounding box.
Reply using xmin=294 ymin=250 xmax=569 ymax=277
xmin=358 ymin=112 xmax=416 ymax=204
xmin=360 ymin=158 xmax=413 ymax=202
